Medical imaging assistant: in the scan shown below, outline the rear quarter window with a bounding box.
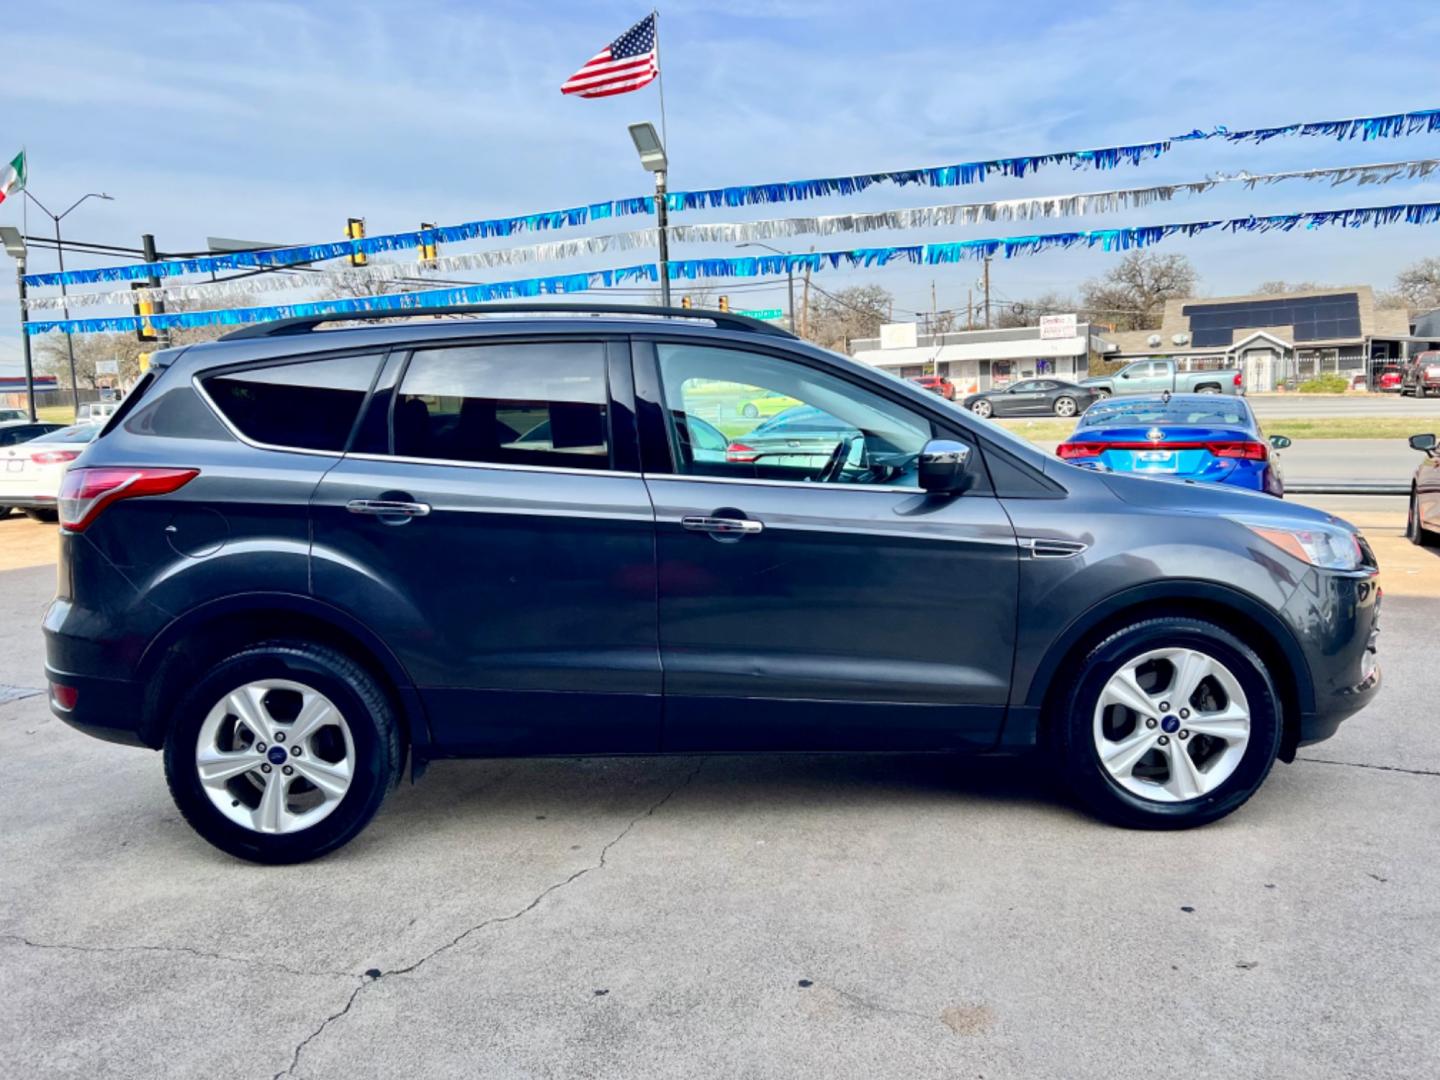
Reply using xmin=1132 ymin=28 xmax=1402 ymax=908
xmin=201 ymin=353 xmax=383 ymax=452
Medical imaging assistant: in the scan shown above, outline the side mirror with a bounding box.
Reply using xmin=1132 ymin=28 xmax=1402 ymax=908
xmin=1269 ymin=435 xmax=1292 ymax=450
xmin=1120 ymin=370 xmax=1131 ymax=378
xmin=919 ymin=439 xmax=971 ymax=495
xmin=1410 ymin=433 xmax=1437 ymax=452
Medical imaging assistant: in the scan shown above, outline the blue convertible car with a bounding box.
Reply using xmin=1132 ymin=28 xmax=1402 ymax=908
xmin=1056 ymin=393 xmax=1290 ymax=496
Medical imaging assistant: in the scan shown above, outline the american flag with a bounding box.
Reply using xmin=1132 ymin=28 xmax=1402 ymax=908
xmin=561 ymin=14 xmax=660 ymax=99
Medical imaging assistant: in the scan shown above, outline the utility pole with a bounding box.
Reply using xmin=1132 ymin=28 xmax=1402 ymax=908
xmin=654 ymin=168 xmax=672 ymax=307
xmin=800 ymin=246 xmax=814 ymax=339
xmin=4 ymin=236 xmax=39 ymax=420
xmin=983 ymin=257 xmax=992 ymax=329
xmin=966 ymin=287 xmax=974 ymax=331
xmin=930 ymin=279 xmax=937 ymax=337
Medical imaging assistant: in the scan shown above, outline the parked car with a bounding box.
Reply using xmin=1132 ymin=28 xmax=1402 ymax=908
xmin=75 ymin=401 xmax=119 ymax=425
xmin=0 ymin=408 xmax=30 ymax=423
xmin=0 ymin=424 xmax=97 ymax=520
xmin=45 ymin=304 xmax=1380 ymax=862
xmin=910 ymin=374 xmax=956 ymax=400
xmin=1373 ymin=366 xmax=1404 ymax=393
xmin=1081 ymin=358 xmax=1244 ymax=398
xmin=1056 ymin=395 xmax=1289 ymax=496
xmin=0 ymin=421 xmax=64 ymax=446
xmin=1348 ymin=373 xmax=1367 ymax=392
xmin=1399 ymin=351 xmax=1440 ymax=398
xmin=964 ymin=378 xmax=1100 ymax=419
xmin=1407 ymin=432 xmax=1439 ymax=546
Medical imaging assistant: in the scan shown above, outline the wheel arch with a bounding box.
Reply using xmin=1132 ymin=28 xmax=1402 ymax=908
xmin=1025 ymin=581 xmax=1313 ymax=762
xmin=135 ymin=592 xmax=431 ymax=757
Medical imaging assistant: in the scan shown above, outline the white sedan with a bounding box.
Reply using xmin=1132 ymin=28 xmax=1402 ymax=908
xmin=0 ymin=424 xmax=97 ymax=521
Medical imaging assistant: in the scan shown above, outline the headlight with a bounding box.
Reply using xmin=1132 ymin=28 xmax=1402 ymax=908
xmin=1240 ymin=519 xmax=1364 ymax=570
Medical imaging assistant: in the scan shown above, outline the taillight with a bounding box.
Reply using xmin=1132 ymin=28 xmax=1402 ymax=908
xmin=726 ymin=442 xmax=759 ymax=463
xmin=30 ymin=449 xmax=81 ymax=465
xmin=1056 ymin=442 xmax=1101 ymax=459
xmin=1207 ymin=441 xmax=1268 ymax=461
xmin=58 ymin=467 xmax=199 ymax=532
xmin=1234 ymin=372 xmax=1243 ymax=386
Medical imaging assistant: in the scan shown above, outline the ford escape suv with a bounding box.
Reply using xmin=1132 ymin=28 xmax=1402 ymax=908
xmin=44 ymin=305 xmax=1381 ymax=863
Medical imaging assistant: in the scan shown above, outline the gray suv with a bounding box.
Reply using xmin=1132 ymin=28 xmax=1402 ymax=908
xmin=44 ymin=306 xmax=1382 ymax=862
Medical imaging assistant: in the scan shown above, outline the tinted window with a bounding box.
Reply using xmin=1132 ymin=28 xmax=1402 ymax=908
xmin=656 ymin=343 xmax=930 ymax=487
xmin=1080 ymin=400 xmax=1253 ymax=429
xmin=393 ymin=342 xmax=609 ymax=470
xmin=204 ymin=354 xmax=382 ymax=451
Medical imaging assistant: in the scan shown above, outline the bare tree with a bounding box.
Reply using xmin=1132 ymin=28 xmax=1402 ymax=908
xmin=1252 ymin=280 xmax=1334 ymax=295
xmin=1392 ymin=257 xmax=1440 ymax=312
xmin=803 ymin=284 xmax=893 ymax=350
xmin=1079 ymin=252 xmax=1199 ymax=330
xmin=994 ymin=291 xmax=1080 ymax=328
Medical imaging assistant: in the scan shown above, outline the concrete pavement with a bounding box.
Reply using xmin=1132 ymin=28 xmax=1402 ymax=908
xmin=1 ymin=517 xmax=1437 ymax=1079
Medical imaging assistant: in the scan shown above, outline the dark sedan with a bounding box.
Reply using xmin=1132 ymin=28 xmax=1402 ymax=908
xmin=964 ymin=378 xmax=1100 ymax=419
xmin=1408 ymin=432 xmax=1439 ymax=546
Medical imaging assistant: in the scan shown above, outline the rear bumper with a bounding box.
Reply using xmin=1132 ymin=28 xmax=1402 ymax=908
xmin=45 ymin=665 xmax=150 ymax=748
xmin=0 ymin=495 xmax=57 ymax=510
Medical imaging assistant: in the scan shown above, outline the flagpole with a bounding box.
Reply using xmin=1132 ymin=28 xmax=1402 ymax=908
xmin=653 ymin=9 xmax=669 ymax=154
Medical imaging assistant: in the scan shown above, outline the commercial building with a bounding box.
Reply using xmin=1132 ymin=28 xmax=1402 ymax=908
xmin=1100 ymin=286 xmax=1412 ymax=391
xmin=849 ymin=321 xmax=1108 ymax=395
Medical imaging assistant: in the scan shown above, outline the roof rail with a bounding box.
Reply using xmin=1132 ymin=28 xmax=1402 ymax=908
xmin=217 ymin=302 xmax=798 ymax=341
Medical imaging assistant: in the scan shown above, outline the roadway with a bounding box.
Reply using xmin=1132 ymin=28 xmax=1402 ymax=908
xmin=1247 ymin=393 xmax=1440 ymax=418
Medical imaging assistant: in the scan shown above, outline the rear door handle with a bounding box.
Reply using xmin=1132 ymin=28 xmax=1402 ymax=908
xmin=682 ymin=515 xmax=763 ymax=535
xmin=347 ymin=499 xmax=431 ymax=518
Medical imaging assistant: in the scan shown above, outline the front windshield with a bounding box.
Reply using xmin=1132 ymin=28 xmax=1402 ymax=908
xmin=1079 ymin=399 xmax=1251 ymax=429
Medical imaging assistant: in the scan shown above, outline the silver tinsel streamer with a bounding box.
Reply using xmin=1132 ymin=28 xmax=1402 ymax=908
xmin=26 ymin=158 xmax=1439 ymax=312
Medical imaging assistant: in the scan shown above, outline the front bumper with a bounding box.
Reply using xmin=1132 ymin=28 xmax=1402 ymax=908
xmin=1284 ymin=569 xmax=1382 ymax=752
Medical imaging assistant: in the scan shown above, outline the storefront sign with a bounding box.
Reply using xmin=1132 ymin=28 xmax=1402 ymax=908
xmin=1039 ymin=313 xmax=1078 ymax=340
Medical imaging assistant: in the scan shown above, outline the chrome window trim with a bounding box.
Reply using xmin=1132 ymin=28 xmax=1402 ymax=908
xmin=642 ymin=472 xmax=925 ymax=495
xmin=344 ymin=450 xmax=641 ymax=480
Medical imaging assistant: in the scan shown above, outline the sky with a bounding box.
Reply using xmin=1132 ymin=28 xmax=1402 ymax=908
xmin=3 ymin=0 xmax=1440 ymax=373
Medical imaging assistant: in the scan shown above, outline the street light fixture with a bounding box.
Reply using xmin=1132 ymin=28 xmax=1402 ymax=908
xmin=25 ymin=190 xmax=114 ymax=413
xmin=738 ymin=242 xmax=797 ymax=333
xmin=627 ymin=122 xmax=671 ymax=306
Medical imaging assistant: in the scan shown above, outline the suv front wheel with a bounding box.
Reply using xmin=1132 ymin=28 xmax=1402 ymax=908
xmin=1050 ymin=618 xmax=1282 ymax=828
xmin=163 ymin=641 xmax=402 ymax=863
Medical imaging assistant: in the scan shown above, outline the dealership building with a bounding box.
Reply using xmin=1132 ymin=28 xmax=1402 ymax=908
xmin=849 ymin=319 xmax=1107 ymax=395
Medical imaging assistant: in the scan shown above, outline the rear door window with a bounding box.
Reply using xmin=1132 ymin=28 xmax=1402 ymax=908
xmin=202 ymin=353 xmax=383 ymax=452
xmin=392 ymin=342 xmax=610 ymax=470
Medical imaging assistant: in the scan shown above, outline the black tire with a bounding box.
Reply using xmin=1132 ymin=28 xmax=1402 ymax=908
xmin=1053 ymin=396 xmax=1077 ymax=418
xmin=1196 ymin=385 xmax=1222 ymax=394
xmin=1409 ymin=492 xmax=1439 ymax=547
xmin=741 ymin=403 xmax=759 ymax=419
xmin=23 ymin=509 xmax=58 ymax=522
xmin=970 ymin=399 xmax=993 ymax=419
xmin=163 ymin=641 xmax=402 ymax=863
xmin=0 ymin=507 xmax=11 ymax=521
xmin=1093 ymin=389 xmax=1112 ymax=400
xmin=1049 ymin=618 xmax=1282 ymax=829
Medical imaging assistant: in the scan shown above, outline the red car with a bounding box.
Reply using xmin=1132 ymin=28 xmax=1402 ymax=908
xmin=1375 ymin=366 xmax=1404 ymax=392
xmin=1400 ymin=352 xmax=1440 ymax=398
xmin=910 ymin=374 xmax=956 ymax=400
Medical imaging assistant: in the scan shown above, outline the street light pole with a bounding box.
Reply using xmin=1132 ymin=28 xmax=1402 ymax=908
xmin=25 ymin=191 xmax=114 ymax=413
xmin=627 ymin=122 xmax=671 ymax=308
xmin=738 ymin=242 xmax=795 ymax=330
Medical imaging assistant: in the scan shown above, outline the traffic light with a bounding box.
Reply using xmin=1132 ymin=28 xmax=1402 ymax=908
xmin=346 ymin=217 xmax=367 ymax=267
xmin=718 ymin=295 xmax=729 ymax=313
xmin=680 ymin=296 xmax=692 ymax=309
xmin=419 ymin=222 xmax=438 ymax=264
xmin=131 ymin=283 xmax=158 ymax=343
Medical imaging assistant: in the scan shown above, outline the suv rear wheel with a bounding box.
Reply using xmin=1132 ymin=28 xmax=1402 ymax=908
xmin=1050 ymin=618 xmax=1282 ymax=828
xmin=163 ymin=641 xmax=401 ymax=863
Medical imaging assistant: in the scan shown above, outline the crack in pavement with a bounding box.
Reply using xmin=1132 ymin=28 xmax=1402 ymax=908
xmin=1299 ymin=756 xmax=1440 ymax=778
xmin=272 ymin=757 xmax=706 ymax=1079
xmin=0 ymin=934 xmax=361 ymax=982
xmin=828 ymin=984 xmax=932 ymax=1023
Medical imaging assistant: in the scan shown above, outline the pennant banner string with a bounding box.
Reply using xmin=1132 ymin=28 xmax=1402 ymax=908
xmin=22 ymin=106 xmax=1440 ymax=290
xmin=24 ymin=157 xmax=1440 ymax=311
xmin=26 ymin=199 xmax=1440 ymax=336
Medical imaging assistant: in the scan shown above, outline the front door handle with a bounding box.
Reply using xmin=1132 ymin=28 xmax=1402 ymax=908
xmin=347 ymin=499 xmax=431 ymax=518
xmin=682 ymin=515 xmax=763 ymax=535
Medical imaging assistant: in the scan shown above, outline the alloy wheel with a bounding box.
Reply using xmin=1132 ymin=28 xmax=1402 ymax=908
xmin=972 ymin=400 xmax=992 ymax=418
xmin=1054 ymin=397 xmax=1077 ymax=417
xmin=195 ymin=679 xmax=355 ymax=834
xmin=1092 ymin=647 xmax=1251 ymax=803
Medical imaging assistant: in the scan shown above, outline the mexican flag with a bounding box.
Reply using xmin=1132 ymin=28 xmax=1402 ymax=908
xmin=0 ymin=151 xmax=26 ymax=205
